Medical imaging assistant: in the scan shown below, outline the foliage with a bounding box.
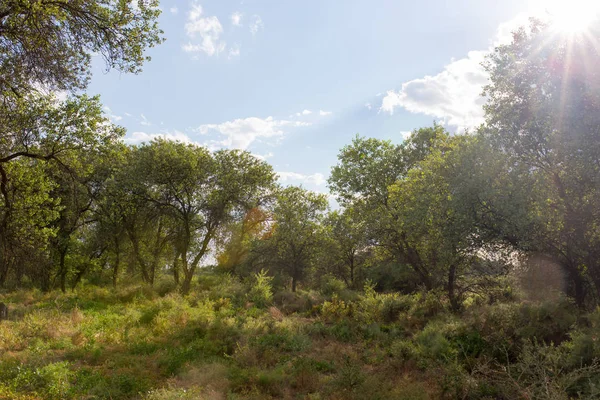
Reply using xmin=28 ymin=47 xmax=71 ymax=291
xmin=1 ymin=3 xmax=600 ymax=399
xmin=247 ymin=270 xmax=274 ymax=308
xmin=0 ymin=0 xmax=163 ymax=96
xmin=246 ymin=186 xmax=328 ymax=292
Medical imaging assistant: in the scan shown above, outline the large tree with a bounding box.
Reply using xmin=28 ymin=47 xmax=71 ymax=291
xmin=0 ymin=0 xmax=162 ymax=290
xmin=0 ymin=95 xmax=123 ymax=289
xmin=322 ymin=207 xmax=369 ymax=289
xmin=133 ymin=139 xmax=276 ymax=294
xmin=389 ymin=135 xmax=519 ymax=310
xmin=250 ymin=186 xmax=328 ymax=292
xmin=0 ymin=0 xmax=163 ymax=96
xmin=482 ymin=20 xmax=600 ymax=306
xmin=328 ymin=125 xmax=450 ymax=290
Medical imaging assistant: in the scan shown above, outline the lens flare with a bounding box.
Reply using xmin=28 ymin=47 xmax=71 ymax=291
xmin=543 ymin=0 xmax=600 ymax=33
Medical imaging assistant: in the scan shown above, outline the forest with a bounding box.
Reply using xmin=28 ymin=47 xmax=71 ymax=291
xmin=1 ymin=1 xmax=600 ymax=399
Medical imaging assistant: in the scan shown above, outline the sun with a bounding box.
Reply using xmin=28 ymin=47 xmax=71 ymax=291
xmin=542 ymin=0 xmax=600 ymax=33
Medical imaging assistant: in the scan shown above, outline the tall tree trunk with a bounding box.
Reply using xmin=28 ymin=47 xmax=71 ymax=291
xmin=112 ymin=239 xmax=120 ymax=288
xmin=398 ymin=238 xmax=432 ymax=290
xmin=127 ymin=228 xmax=150 ymax=283
xmin=179 ymin=249 xmax=194 ymax=295
xmin=172 ymin=252 xmax=180 ymax=285
xmin=568 ymin=266 xmax=586 ymax=308
xmin=349 ymin=258 xmax=355 ymax=289
xmin=59 ymin=248 xmax=67 ymax=293
xmin=448 ymin=264 xmax=460 ymax=312
xmin=181 ymin=269 xmax=194 ymax=295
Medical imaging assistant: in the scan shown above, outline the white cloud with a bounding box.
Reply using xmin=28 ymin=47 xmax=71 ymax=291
xmin=183 ymin=3 xmax=226 ymax=57
xmin=400 ymin=131 xmax=412 ymax=140
xmin=379 ymin=13 xmax=530 ymax=131
xmin=319 ymin=110 xmax=332 ymax=116
xmin=365 ymin=102 xmax=372 ymax=110
xmin=278 ymin=172 xmax=326 ymax=186
xmin=231 ymin=12 xmax=243 ymax=27
xmin=380 ymin=50 xmax=488 ymax=130
xmin=197 ymin=116 xmax=310 ymax=150
xmin=294 ymin=109 xmax=312 ymax=117
xmin=103 ymin=106 xmax=123 ymax=122
xmin=249 ymin=15 xmax=264 ymax=35
xmin=228 ymin=44 xmax=240 ymax=58
xmin=140 ymin=113 xmax=151 ymax=126
xmin=124 ymin=130 xmax=197 ymax=145
xmin=253 ymin=152 xmax=274 ymax=161
xmin=170 ymin=7 xmax=178 ymax=14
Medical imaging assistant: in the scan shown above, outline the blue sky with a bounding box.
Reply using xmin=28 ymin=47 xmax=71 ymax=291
xmin=88 ymin=0 xmax=548 ymax=194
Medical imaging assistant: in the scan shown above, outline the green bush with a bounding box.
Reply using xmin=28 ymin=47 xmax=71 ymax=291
xmin=39 ymin=361 xmax=73 ymax=399
xmin=154 ymin=278 xmax=178 ymax=297
xmin=389 ymin=339 xmax=419 ymax=365
xmin=247 ymin=270 xmax=273 ymax=309
xmin=380 ymin=295 xmax=411 ymax=323
xmin=333 ymin=356 xmax=365 ymax=391
xmin=320 ymin=274 xmax=347 ymax=297
xmin=414 ymin=323 xmax=457 ymax=365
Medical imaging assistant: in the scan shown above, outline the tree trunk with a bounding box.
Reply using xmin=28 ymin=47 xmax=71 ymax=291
xmin=291 ymin=276 xmax=297 ymax=292
xmin=112 ymin=240 xmax=120 ymax=288
xmin=0 ymin=259 xmax=8 ymax=287
xmin=448 ymin=264 xmax=460 ymax=312
xmin=570 ymin=267 xmax=586 ymax=308
xmin=398 ymin=239 xmax=432 ymax=290
xmin=181 ymin=269 xmax=194 ymax=295
xmin=59 ymin=249 xmax=67 ymax=293
xmin=349 ymin=257 xmax=355 ymax=289
xmin=128 ymin=229 xmax=150 ymax=283
xmin=179 ymin=248 xmax=194 ymax=295
xmin=173 ymin=253 xmax=180 ymax=285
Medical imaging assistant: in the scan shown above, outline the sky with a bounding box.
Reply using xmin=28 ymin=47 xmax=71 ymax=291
xmin=88 ymin=0 xmax=552 ymax=195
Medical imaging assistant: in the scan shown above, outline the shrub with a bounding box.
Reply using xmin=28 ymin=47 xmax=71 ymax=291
xmin=247 ymin=270 xmax=273 ymax=309
xmin=320 ymin=274 xmax=347 ymax=297
xmin=320 ymin=295 xmax=352 ymax=322
xmin=414 ymin=323 xmax=457 ymax=365
xmin=408 ymin=291 xmax=445 ymax=321
xmin=288 ymin=357 xmax=322 ymax=393
xmin=474 ymin=340 xmax=600 ymax=399
xmin=154 ymin=278 xmax=178 ymax=297
xmin=516 ymin=299 xmax=578 ymax=344
xmin=389 ymin=339 xmax=419 ymax=366
xmin=273 ymin=290 xmax=323 ymax=314
xmin=39 ymin=361 xmax=73 ymax=399
xmin=380 ymin=295 xmax=411 ymax=323
xmin=334 ymin=356 xmax=365 ymax=390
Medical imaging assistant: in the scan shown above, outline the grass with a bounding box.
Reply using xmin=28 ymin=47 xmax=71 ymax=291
xmin=0 ymin=278 xmax=599 ymax=399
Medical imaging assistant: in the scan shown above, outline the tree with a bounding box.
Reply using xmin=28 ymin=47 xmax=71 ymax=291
xmin=323 ymin=207 xmax=369 ymax=288
xmin=216 ymin=207 xmax=270 ymax=276
xmin=389 ymin=135 xmax=517 ymax=310
xmin=328 ymin=125 xmax=450 ymax=290
xmin=0 ymin=158 xmax=58 ymax=287
xmin=250 ymin=186 xmax=328 ymax=292
xmin=482 ymin=20 xmax=600 ymax=306
xmin=0 ymin=0 xmax=163 ymax=96
xmin=133 ymin=140 xmax=276 ymax=294
xmin=0 ymin=95 xmax=123 ymax=289
xmin=0 ymin=0 xmax=165 ymax=291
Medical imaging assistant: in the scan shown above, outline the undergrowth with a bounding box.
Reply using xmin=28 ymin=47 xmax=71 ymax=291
xmin=0 ymin=277 xmax=599 ymax=399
